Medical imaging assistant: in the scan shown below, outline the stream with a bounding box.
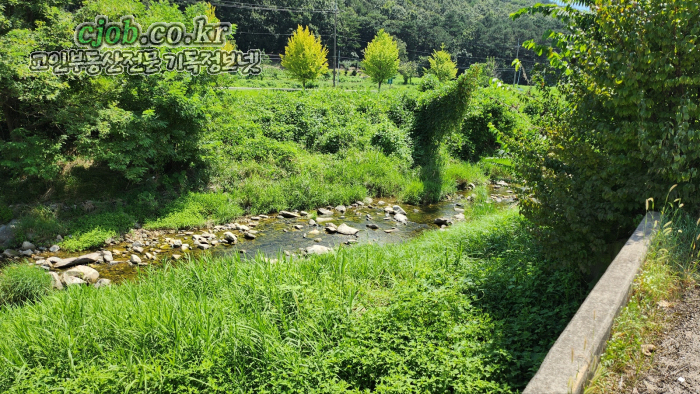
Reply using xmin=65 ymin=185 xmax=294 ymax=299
xmin=32 ymin=184 xmax=517 ymax=284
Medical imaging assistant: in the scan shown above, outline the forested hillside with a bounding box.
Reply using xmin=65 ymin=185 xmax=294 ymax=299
xmin=215 ymin=0 xmax=560 ymax=78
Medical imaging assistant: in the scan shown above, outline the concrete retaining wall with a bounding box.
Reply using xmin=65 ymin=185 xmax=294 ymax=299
xmin=523 ymin=212 xmax=660 ymax=394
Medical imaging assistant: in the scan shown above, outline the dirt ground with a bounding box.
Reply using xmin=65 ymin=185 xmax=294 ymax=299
xmin=634 ymin=286 xmax=700 ymax=393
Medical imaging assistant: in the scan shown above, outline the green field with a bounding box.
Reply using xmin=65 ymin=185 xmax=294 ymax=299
xmin=0 ymin=209 xmax=585 ymax=393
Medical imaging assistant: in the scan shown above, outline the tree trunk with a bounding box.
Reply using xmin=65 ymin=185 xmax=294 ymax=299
xmin=378 ymin=81 xmax=382 ymax=92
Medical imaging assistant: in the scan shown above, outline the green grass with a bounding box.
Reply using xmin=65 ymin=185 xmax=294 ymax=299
xmin=144 ymin=193 xmax=243 ymax=230
xmin=9 ymin=150 xmax=488 ymax=251
xmin=0 ymin=264 xmax=52 ymax=307
xmin=586 ymin=206 xmax=700 ymax=393
xmin=218 ymin=68 xmax=422 ymax=93
xmin=0 ymin=208 xmax=586 ymax=393
xmin=4 ymin=83 xmax=502 ymax=251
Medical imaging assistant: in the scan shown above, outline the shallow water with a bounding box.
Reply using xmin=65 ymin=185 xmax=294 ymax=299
xmin=43 ymin=186 xmax=517 ymax=284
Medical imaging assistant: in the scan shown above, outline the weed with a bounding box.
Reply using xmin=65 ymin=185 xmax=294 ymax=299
xmin=0 ymin=264 xmax=52 ymax=307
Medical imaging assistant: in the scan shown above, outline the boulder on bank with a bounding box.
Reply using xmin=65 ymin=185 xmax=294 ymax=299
xmin=102 ymin=251 xmax=114 ymax=263
xmin=337 ymin=223 xmax=359 ymax=235
xmin=63 ymin=275 xmax=87 ymax=286
xmin=63 ymin=265 xmax=100 ymax=284
xmin=94 ymin=278 xmax=112 ymax=289
xmin=49 ymin=272 xmax=63 ymax=290
xmin=394 ymin=214 xmax=408 ymax=225
xmin=434 ymin=218 xmax=452 ymax=226
xmin=53 ymin=257 xmax=78 ymax=269
xmin=317 ymin=208 xmax=333 ymax=216
xmin=223 ymin=232 xmax=238 ymax=244
xmin=392 ymin=205 xmax=407 ymax=215
xmin=72 ymin=252 xmax=104 ymax=266
xmin=280 ymin=211 xmax=300 ymax=218
xmin=305 ymin=245 xmax=331 ymax=255
xmin=2 ymin=249 xmax=18 ymax=258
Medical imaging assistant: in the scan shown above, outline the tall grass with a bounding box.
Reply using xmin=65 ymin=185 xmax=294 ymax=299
xmin=0 ymin=265 xmax=52 ymax=306
xmin=0 ymin=209 xmax=585 ymax=393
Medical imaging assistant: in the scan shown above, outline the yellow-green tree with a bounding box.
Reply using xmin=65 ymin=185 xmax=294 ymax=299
xmin=362 ymin=29 xmax=400 ymax=92
xmin=280 ymin=25 xmax=328 ymax=89
xmin=424 ymin=45 xmax=458 ymax=82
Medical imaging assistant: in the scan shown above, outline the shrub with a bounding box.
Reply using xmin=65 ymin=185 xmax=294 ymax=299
xmin=0 ymin=1 xmax=212 ymax=183
xmin=61 ymin=211 xmax=136 ymax=251
xmin=370 ymin=122 xmax=413 ymax=163
xmin=447 ymin=87 xmax=532 ymax=162
xmin=0 ymin=265 xmax=51 ymax=306
xmin=418 ymin=74 xmax=440 ymax=92
xmin=144 ymin=193 xmax=242 ymax=230
xmin=510 ymin=0 xmax=700 ymax=263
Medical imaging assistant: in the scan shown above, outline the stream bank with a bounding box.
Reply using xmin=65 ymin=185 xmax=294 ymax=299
xmin=2 ymin=183 xmax=517 ymax=287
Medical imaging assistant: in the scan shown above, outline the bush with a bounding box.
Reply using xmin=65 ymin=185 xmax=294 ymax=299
xmin=370 ymin=122 xmax=413 ymax=163
xmin=446 ymin=87 xmax=533 ymax=162
xmin=0 ymin=1 xmax=211 ymax=183
xmin=60 ymin=211 xmax=136 ymax=251
xmin=418 ymin=74 xmax=440 ymax=92
xmin=0 ymin=265 xmax=51 ymax=306
xmin=510 ymin=0 xmax=700 ymax=264
xmin=145 ymin=193 xmax=242 ymax=230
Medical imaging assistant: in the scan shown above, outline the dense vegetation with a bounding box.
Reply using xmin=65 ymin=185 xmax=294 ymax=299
xmin=2 ymin=77 xmax=533 ymax=251
xmin=4 ymin=0 xmax=698 ymax=391
xmin=222 ymin=0 xmax=562 ymax=82
xmin=511 ymin=0 xmax=700 ymax=264
xmin=0 ymin=209 xmax=586 ymax=393
xmin=0 ymin=0 xmax=534 ymax=251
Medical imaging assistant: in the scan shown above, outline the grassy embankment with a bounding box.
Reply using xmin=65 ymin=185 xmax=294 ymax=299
xmin=2 ymin=86 xmax=507 ymax=253
xmin=218 ymin=67 xmax=419 ymax=92
xmin=0 ymin=208 xmax=585 ymax=393
xmin=586 ymin=203 xmax=700 ymax=392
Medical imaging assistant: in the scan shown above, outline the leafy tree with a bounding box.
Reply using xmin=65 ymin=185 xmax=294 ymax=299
xmin=362 ymin=29 xmax=399 ymax=91
xmin=424 ymin=45 xmax=458 ymax=82
xmin=280 ymin=25 xmax=329 ymax=90
xmin=512 ymin=0 xmax=700 ymax=264
xmin=398 ymin=61 xmax=418 ymax=84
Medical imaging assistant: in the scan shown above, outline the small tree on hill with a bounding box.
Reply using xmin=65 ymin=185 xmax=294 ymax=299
xmin=362 ymin=29 xmax=400 ymax=92
xmin=281 ymin=25 xmax=328 ymax=89
xmin=398 ymin=61 xmax=418 ymax=84
xmin=424 ymin=45 xmax=458 ymax=82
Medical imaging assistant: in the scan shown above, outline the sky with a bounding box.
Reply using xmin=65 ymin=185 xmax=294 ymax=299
xmin=552 ymin=0 xmax=591 ymax=11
